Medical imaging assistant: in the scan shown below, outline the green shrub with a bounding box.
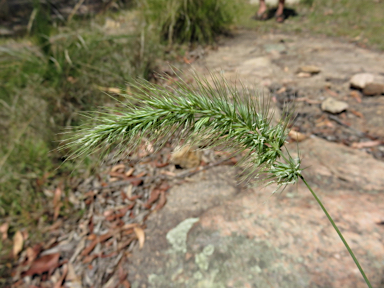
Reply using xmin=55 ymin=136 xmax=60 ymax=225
xmin=142 ymin=0 xmax=237 ymax=44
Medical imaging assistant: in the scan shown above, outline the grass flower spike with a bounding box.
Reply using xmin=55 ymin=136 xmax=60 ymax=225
xmin=63 ymin=72 xmax=300 ymax=188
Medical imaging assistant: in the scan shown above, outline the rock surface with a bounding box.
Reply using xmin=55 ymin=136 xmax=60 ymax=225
xmin=128 ymin=139 xmax=384 ymax=288
xmin=321 ymin=97 xmax=348 ymax=113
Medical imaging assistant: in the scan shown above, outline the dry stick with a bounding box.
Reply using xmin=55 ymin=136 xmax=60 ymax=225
xmin=300 ymin=175 xmax=372 ymax=288
xmin=328 ymin=115 xmax=366 ymax=138
xmin=27 ymin=8 xmax=38 ymax=35
xmin=67 ymin=0 xmax=85 ymax=23
xmin=93 ymin=157 xmax=235 ymax=191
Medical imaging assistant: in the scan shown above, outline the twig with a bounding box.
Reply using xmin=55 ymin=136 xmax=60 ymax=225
xmin=93 ymin=157 xmax=235 ymax=191
xmin=328 ymin=115 xmax=366 ymax=137
xmin=174 ymin=157 xmax=235 ymax=179
xmin=27 ymin=8 xmax=38 ymax=35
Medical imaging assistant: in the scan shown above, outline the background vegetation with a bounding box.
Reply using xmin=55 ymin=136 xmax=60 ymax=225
xmin=238 ymin=0 xmax=384 ymax=50
xmin=141 ymin=0 xmax=236 ymax=44
xmin=0 ymin=0 xmax=236 ymax=267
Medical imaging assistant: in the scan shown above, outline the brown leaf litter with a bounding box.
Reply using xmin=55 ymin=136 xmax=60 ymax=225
xmin=9 ymin=142 xmax=235 ymax=287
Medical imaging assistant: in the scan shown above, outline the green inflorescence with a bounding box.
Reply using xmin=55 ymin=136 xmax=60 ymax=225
xmin=62 ymin=71 xmax=301 ymax=188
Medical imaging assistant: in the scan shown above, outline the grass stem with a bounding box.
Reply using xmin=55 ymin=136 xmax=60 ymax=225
xmin=300 ymin=175 xmax=372 ymax=288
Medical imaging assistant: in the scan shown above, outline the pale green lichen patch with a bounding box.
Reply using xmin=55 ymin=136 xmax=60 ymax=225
xmin=166 ymin=217 xmax=200 ymax=253
xmin=195 ymin=252 xmax=210 ymax=271
xmin=195 ymin=244 xmax=215 ymax=271
xmin=203 ymin=244 xmax=215 ymax=256
xmin=139 ymin=220 xmax=310 ymax=287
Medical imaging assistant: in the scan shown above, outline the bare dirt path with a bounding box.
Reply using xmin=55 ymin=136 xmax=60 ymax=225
xmin=127 ymin=30 xmax=384 ymax=288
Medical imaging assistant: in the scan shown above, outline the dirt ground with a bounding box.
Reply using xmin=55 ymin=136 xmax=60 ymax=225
xmin=127 ymin=31 xmax=384 ymax=288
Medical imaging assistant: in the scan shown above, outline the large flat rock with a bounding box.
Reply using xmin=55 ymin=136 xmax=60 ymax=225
xmin=128 ymin=138 xmax=384 ymax=287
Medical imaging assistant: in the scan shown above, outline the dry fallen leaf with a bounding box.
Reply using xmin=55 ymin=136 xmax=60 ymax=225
xmin=26 ymin=244 xmax=42 ymax=265
xmin=350 ymin=90 xmax=362 ymax=103
xmin=276 ymin=87 xmax=286 ymax=94
xmin=66 ymin=263 xmax=81 ymax=285
xmin=0 ymin=222 xmax=9 ymax=240
xmin=325 ymin=88 xmax=339 ymax=97
xmin=125 ymin=167 xmax=135 ymax=177
xmin=53 ymin=187 xmax=63 ymax=221
xmin=126 ymin=175 xmax=143 ymax=186
xmin=54 ymin=203 xmax=63 ymax=221
xmin=109 ymin=171 xmax=127 ymax=179
xmin=80 ymin=232 xmax=113 ymax=256
xmin=21 ymin=230 xmax=29 ymax=242
xmin=134 ymin=227 xmax=145 ymax=249
xmin=54 ymin=263 xmax=68 ymax=288
xmin=144 ymin=189 xmax=161 ymax=208
xmin=44 ymin=220 xmax=63 ymax=232
xmin=154 ymin=191 xmax=167 ymax=211
xmin=13 ymin=230 xmax=24 ymax=257
xmin=111 ymin=163 xmax=126 ymax=173
xmin=118 ymin=262 xmax=131 ymax=288
xmin=53 ymin=187 xmax=62 ymax=208
xmin=351 ymin=140 xmax=382 ymax=149
xmin=97 ymin=86 xmax=122 ymax=94
xmin=22 ymin=253 xmax=60 ymax=277
xmin=349 ymin=109 xmax=364 ymax=118
xmin=122 ymin=223 xmax=139 ymax=230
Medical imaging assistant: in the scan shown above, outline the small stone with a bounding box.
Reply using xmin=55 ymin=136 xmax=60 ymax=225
xmin=170 ymin=145 xmax=202 ymax=169
xmin=263 ymin=44 xmax=286 ymax=53
xmin=297 ymin=72 xmax=312 ymax=78
xmin=297 ymin=65 xmax=321 ymax=75
xmin=350 ymin=73 xmax=374 ymax=89
xmin=288 ymin=130 xmax=307 ymax=142
xmin=321 ymin=97 xmax=348 ymax=114
xmin=362 ymin=83 xmax=384 ymax=96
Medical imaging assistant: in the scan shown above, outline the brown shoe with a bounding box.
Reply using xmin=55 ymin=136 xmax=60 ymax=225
xmin=252 ymin=10 xmax=268 ymax=21
xmin=275 ymin=13 xmax=285 ymax=23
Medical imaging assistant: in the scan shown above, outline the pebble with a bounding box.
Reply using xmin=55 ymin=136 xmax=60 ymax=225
xmin=170 ymin=146 xmax=202 ymax=169
xmin=263 ymin=44 xmax=286 ymax=53
xmin=363 ymin=83 xmax=384 ymax=96
xmin=296 ymin=65 xmax=321 ymax=75
xmin=297 ymin=72 xmax=312 ymax=78
xmin=321 ymin=97 xmax=348 ymax=114
xmin=350 ymin=73 xmax=374 ymax=89
xmin=288 ymin=130 xmax=307 ymax=142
